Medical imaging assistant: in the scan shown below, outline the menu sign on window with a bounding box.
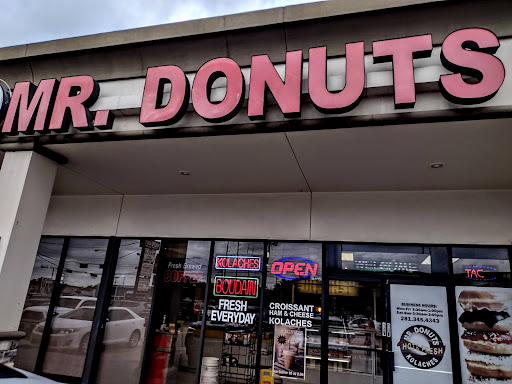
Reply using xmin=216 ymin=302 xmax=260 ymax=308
xmin=390 ymin=285 xmax=453 ymax=384
xmin=136 ymin=240 xmax=160 ymax=293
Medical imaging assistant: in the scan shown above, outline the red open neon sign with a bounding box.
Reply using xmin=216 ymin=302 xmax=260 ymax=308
xmin=270 ymin=257 xmax=318 ymax=280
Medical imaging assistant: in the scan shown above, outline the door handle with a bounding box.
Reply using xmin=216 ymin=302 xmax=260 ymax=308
xmin=381 ymin=322 xmax=391 ymax=337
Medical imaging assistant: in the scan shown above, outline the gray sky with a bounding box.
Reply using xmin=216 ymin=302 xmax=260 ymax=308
xmin=1 ymin=0 xmax=324 ymax=48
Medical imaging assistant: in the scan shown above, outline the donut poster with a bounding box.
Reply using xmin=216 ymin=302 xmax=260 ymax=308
xmin=390 ymin=284 xmax=453 ymax=384
xmin=456 ymin=287 xmax=512 ymax=383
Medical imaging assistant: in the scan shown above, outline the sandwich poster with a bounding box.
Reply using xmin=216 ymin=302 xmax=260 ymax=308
xmin=390 ymin=285 xmax=453 ymax=384
xmin=272 ymin=325 xmax=306 ymax=379
xmin=456 ymin=287 xmax=512 ymax=383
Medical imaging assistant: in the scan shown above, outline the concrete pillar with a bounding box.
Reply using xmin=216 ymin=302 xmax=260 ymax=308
xmin=0 ymin=151 xmax=57 ymax=333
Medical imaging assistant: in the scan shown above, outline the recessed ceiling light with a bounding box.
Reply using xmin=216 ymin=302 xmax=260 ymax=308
xmin=429 ymin=162 xmax=444 ymax=169
xmin=179 ymin=170 xmax=190 ymax=176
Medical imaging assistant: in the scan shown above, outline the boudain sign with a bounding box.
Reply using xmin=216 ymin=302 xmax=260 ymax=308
xmin=0 ymin=28 xmax=505 ymax=136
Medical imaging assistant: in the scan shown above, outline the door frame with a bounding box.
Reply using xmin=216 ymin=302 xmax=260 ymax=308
xmin=325 ymin=270 xmax=458 ymax=384
xmin=325 ymin=272 xmax=392 ymax=384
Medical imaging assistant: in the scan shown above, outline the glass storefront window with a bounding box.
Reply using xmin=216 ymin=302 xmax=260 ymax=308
xmin=15 ymin=237 xmax=65 ymax=372
xmin=338 ymin=245 xmax=432 ymax=274
xmin=263 ymin=242 xmax=322 ymax=384
xmin=15 ymin=238 xmax=512 ymax=384
xmin=41 ymin=238 xmax=108 ymax=378
xmin=97 ymin=240 xmax=159 ymax=384
xmin=144 ymin=240 xmax=211 ymax=384
xmin=202 ymin=241 xmax=264 ymax=384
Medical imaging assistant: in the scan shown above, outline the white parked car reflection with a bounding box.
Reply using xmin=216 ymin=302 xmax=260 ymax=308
xmin=31 ymin=307 xmax=145 ymax=352
xmin=20 ymin=296 xmax=97 ymax=340
xmin=57 ymin=296 xmax=97 ymax=310
xmin=0 ymin=364 xmax=60 ymax=383
xmin=19 ymin=306 xmax=70 ymax=339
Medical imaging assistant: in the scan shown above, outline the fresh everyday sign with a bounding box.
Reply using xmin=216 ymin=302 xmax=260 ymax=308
xmin=210 ymin=299 xmax=256 ymax=325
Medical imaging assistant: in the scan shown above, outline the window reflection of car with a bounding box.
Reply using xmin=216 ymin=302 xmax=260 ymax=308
xmin=20 ymin=296 xmax=96 ymax=339
xmin=24 ymin=295 xmax=51 ymax=309
xmin=31 ymin=307 xmax=145 ymax=353
xmin=111 ymin=300 xmax=150 ymax=320
xmin=187 ymin=320 xmax=255 ymax=337
xmin=57 ymin=296 xmax=97 ymax=310
xmin=348 ymin=316 xmax=369 ymax=329
xmin=312 ymin=315 xmax=342 ymax=327
xmin=140 ymin=303 xmax=151 ymax=320
xmin=0 ymin=363 xmax=60 ymax=383
xmin=188 ymin=320 xmax=228 ymax=333
xmin=19 ymin=306 xmax=70 ymax=338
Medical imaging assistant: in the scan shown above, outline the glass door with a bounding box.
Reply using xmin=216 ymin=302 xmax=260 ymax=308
xmin=326 ymin=278 xmax=389 ymax=384
xmin=324 ymin=242 xmax=448 ymax=384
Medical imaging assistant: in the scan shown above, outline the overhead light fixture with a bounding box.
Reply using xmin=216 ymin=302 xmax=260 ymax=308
xmin=179 ymin=170 xmax=190 ymax=176
xmin=429 ymin=162 xmax=444 ymax=169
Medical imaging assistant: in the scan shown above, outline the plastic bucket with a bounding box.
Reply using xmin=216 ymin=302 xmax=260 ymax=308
xmin=202 ymin=357 xmax=219 ymax=366
xmin=200 ymin=357 xmax=219 ymax=383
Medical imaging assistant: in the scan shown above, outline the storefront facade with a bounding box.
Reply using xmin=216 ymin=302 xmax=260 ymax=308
xmin=0 ymin=1 xmax=511 ymax=383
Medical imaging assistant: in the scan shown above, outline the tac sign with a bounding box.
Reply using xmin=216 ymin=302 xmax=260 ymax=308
xmin=464 ymin=265 xmax=497 ymax=281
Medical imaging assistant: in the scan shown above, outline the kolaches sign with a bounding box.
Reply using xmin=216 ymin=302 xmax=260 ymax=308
xmin=0 ymin=28 xmax=506 ymax=136
xmin=215 ymin=255 xmax=261 ymax=271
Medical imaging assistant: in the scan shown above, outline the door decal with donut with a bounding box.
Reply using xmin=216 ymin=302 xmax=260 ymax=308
xmin=390 ymin=285 xmax=453 ymax=384
xmin=456 ymin=287 xmax=512 ymax=383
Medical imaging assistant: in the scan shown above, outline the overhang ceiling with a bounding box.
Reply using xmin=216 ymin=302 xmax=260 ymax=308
xmin=46 ymin=118 xmax=512 ymax=195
